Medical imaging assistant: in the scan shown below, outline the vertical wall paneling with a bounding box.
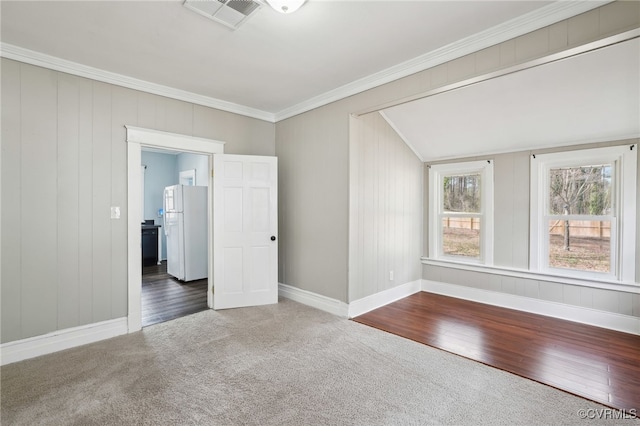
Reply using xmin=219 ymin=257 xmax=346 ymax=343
xmin=618 ymin=291 xmax=633 ymax=316
xmin=348 ymin=112 xmax=423 ymax=302
xmin=137 ymin=92 xmax=157 ymax=131
xmin=600 ymin=1 xmax=637 ymax=35
xmin=418 ymin=5 xmax=639 ymax=318
xmin=348 ymin=116 xmax=359 ymax=300
xmin=511 ymin=153 xmax=530 ymax=268
xmin=1 ymin=57 xmax=276 ymax=344
xmin=549 ymin=21 xmax=569 ymax=52
xmin=164 ymin=98 xmax=193 ymax=136
xmin=384 ymin=117 xmax=393 ymax=293
xmin=423 ymin=165 xmax=430 ymax=256
xmin=2 ymin=1 xmax=638 ymax=346
xmin=77 ymin=77 xmax=94 ymax=325
xmin=563 ymin=284 xmax=582 ymax=307
xmin=493 ymin=152 xmax=515 ymax=266
xmin=1 ymin=60 xmax=22 ymax=343
xmin=476 ymin=45 xmax=501 ymax=75
xmin=568 ymin=8 xmax=601 ymax=46
xmin=91 ymin=82 xmax=112 ymax=322
xmin=275 ymin=1 xmax=639 ymax=310
xmin=193 ymin=106 xmax=275 ymax=156
xmin=637 ymin=147 xmax=640 ymax=281
xmin=20 ymin=64 xmax=59 ymax=338
xmin=153 ymin=95 xmax=167 ymax=133
xmin=579 ymin=286 xmax=594 ymax=309
xmin=632 ymin=294 xmax=640 ymax=317
xmin=277 ymin=110 xmax=349 ymax=302
xmin=111 ymin=87 xmax=137 ymax=319
xmin=423 ymin=136 xmax=638 ymax=316
xmin=362 ymin=114 xmax=375 ymax=297
xmin=370 ymin=110 xmax=379 ymax=292
xmin=514 ymin=27 xmax=549 ymax=63
xmin=57 ymin=73 xmax=81 ymax=330
xmin=592 ymin=288 xmax=620 ymax=313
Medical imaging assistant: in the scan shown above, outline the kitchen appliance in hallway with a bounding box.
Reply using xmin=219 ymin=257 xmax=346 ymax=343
xmin=163 ymin=184 xmax=208 ymax=281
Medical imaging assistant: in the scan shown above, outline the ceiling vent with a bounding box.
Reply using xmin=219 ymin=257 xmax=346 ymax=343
xmin=184 ymin=0 xmax=263 ymax=30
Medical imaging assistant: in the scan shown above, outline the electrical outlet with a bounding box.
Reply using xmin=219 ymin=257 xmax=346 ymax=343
xmin=389 ymin=270 xmax=394 ymax=281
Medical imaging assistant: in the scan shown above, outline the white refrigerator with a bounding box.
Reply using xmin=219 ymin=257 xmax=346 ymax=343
xmin=163 ymin=184 xmax=208 ymax=282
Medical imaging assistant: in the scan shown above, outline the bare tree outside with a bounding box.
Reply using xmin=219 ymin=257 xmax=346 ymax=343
xmin=443 ymin=174 xmax=481 ymax=213
xmin=547 ymin=164 xmax=612 ymax=272
xmin=442 ymin=174 xmax=481 ymax=258
xmin=549 ymin=165 xmax=611 ymax=213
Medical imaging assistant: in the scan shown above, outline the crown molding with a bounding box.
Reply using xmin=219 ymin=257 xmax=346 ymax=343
xmin=0 ymin=1 xmax=611 ymax=124
xmin=0 ymin=43 xmax=276 ymax=123
xmin=274 ymin=0 xmax=612 ymax=121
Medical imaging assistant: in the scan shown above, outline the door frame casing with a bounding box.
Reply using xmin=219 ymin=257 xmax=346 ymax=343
xmin=125 ymin=126 xmax=224 ymax=332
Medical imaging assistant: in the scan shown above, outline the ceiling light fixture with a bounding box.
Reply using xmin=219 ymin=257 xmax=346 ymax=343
xmin=265 ymin=0 xmax=306 ymax=14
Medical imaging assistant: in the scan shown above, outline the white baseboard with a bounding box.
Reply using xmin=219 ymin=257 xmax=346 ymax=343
xmin=348 ymin=280 xmax=422 ymax=318
xmin=422 ymin=280 xmax=640 ymax=335
xmin=278 ymin=283 xmax=349 ymax=318
xmin=0 ymin=317 xmax=129 ymax=366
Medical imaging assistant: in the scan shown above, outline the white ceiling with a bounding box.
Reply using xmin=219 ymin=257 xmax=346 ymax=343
xmin=2 ymin=0 xmax=583 ymax=119
xmin=3 ymin=0 xmax=633 ymax=162
xmin=381 ymin=38 xmax=640 ymax=162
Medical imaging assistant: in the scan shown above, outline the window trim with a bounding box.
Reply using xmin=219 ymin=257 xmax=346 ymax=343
xmin=530 ymin=144 xmax=637 ymax=282
xmin=428 ymin=160 xmax=494 ymax=265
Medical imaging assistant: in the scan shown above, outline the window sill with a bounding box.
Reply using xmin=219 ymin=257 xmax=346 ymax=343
xmin=421 ymin=257 xmax=640 ymax=294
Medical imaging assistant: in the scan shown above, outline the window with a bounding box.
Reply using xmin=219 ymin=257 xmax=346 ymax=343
xmin=530 ymin=145 xmax=637 ymax=281
xmin=429 ymin=160 xmax=494 ymax=264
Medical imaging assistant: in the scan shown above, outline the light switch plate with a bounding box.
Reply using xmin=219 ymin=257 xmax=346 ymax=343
xmin=110 ymin=206 xmax=121 ymax=219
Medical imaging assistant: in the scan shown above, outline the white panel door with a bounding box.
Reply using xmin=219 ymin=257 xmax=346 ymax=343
xmin=213 ymin=154 xmax=278 ymax=310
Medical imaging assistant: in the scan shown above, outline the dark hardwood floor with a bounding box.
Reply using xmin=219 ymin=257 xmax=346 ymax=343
xmin=353 ymin=292 xmax=640 ymax=411
xmin=142 ymin=262 xmax=208 ymax=327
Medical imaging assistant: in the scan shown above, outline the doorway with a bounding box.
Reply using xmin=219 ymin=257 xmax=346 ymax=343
xmin=141 ymin=260 xmax=208 ymax=326
xmin=126 ymin=126 xmax=224 ymax=333
xmin=141 ymin=148 xmax=209 ymax=327
xmin=126 ymin=126 xmax=279 ymax=333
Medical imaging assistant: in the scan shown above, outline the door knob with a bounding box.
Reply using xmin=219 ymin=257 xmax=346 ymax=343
xmin=271 ymin=236 xmax=276 ymax=241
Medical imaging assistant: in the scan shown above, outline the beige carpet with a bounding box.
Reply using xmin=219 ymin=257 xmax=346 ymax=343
xmin=0 ymin=299 xmax=627 ymax=425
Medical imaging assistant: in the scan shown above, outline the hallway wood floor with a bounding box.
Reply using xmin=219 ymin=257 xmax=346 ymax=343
xmin=142 ymin=262 xmax=208 ymax=327
xmin=353 ymin=292 xmax=640 ymax=411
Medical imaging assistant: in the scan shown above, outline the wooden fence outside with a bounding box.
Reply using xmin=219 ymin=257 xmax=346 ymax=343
xmin=443 ymin=218 xmax=610 ymax=239
xmin=548 ymin=220 xmax=610 ymax=238
xmin=442 ymin=217 xmax=480 ymax=231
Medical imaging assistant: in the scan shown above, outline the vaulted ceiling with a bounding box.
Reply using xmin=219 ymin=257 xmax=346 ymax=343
xmin=381 ymin=37 xmax=639 ymax=162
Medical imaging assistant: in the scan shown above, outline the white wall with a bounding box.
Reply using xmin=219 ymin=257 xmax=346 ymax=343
xmin=349 ymin=112 xmax=423 ymax=302
xmin=0 ymin=60 xmax=275 ymax=343
xmin=423 ymin=138 xmax=640 ymax=318
xmin=2 ymin=2 xmax=638 ymax=346
xmin=275 ymin=1 xmax=639 ymax=305
xmin=141 ymin=151 xmax=177 ymax=259
xmin=177 ymin=152 xmax=208 ymax=187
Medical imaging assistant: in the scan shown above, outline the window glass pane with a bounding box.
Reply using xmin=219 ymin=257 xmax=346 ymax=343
xmin=443 ymin=174 xmax=481 ymax=213
xmin=548 ymin=164 xmax=612 ymax=215
xmin=548 ymin=220 xmax=610 ymax=273
xmin=442 ymin=217 xmax=480 ymax=258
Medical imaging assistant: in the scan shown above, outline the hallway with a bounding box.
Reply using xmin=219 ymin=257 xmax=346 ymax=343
xmin=142 ymin=262 xmax=208 ymax=327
